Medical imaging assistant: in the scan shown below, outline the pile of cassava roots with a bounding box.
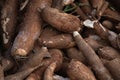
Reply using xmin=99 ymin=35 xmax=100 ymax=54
xmin=0 ymin=0 xmax=120 ymax=80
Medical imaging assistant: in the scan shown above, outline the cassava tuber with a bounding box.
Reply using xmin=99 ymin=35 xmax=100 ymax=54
xmin=39 ymin=34 xmax=75 ymax=49
xmin=1 ymin=0 xmax=18 ymax=49
xmin=41 ymin=7 xmax=81 ymax=32
xmin=73 ymin=31 xmax=113 ymax=80
xmin=11 ymin=0 xmax=52 ymax=57
xmin=67 ymin=59 xmax=96 ymax=80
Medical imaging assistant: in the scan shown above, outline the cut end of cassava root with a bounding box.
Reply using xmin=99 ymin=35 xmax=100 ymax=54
xmin=14 ymin=49 xmax=27 ymax=56
xmin=83 ymin=19 xmax=97 ymax=28
xmin=73 ymin=31 xmax=79 ymax=37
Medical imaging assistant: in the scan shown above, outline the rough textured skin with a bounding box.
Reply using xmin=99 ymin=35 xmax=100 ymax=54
xmin=105 ymin=58 xmax=120 ymax=80
xmin=98 ymin=46 xmax=120 ymax=60
xmin=85 ymin=37 xmax=103 ymax=51
xmin=44 ymin=62 xmax=57 ymax=80
xmin=42 ymin=7 xmax=81 ymax=32
xmin=52 ymin=0 xmax=63 ymax=10
xmin=5 ymin=66 xmax=38 ymax=80
xmin=67 ymin=60 xmax=96 ymax=80
xmin=78 ymin=0 xmax=92 ymax=14
xmin=66 ymin=47 xmax=86 ymax=63
xmin=94 ymin=22 xmax=109 ymax=39
xmin=26 ymin=49 xmax=63 ymax=80
xmin=39 ymin=34 xmax=75 ymax=49
xmin=1 ymin=0 xmax=18 ymax=49
xmin=11 ymin=0 xmax=52 ymax=57
xmin=97 ymin=1 xmax=109 ymax=18
xmin=40 ymin=27 xmax=59 ymax=38
xmin=20 ymin=47 xmax=49 ymax=71
xmin=102 ymin=20 xmax=113 ymax=30
xmin=103 ymin=8 xmax=120 ymax=21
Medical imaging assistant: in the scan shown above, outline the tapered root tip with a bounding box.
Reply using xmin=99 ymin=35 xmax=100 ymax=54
xmin=15 ymin=49 xmax=27 ymax=56
xmin=73 ymin=31 xmax=79 ymax=37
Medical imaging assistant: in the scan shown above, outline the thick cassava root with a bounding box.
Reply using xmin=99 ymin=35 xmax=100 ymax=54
xmin=67 ymin=59 xmax=96 ymax=80
xmin=11 ymin=0 xmax=52 ymax=57
xmin=0 ymin=0 xmax=120 ymax=80
xmin=41 ymin=7 xmax=81 ymax=32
